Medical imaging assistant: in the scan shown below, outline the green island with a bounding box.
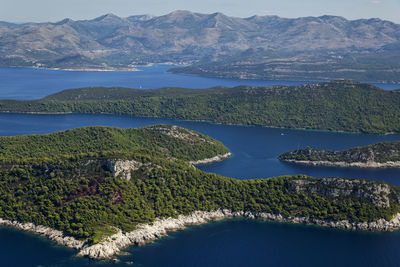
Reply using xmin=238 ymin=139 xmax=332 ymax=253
xmin=1 ymin=80 xmax=400 ymax=134
xmin=1 ymin=125 xmax=400 ymax=260
xmin=279 ymin=141 xmax=400 ymax=168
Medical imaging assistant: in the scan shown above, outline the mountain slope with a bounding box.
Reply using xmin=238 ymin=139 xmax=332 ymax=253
xmin=1 ymin=11 xmax=400 ymax=82
xmin=0 ymin=125 xmax=229 ymax=162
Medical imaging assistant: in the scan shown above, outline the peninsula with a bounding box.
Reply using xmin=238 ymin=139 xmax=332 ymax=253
xmin=1 ymin=125 xmax=400 ymax=261
xmin=1 ymin=80 xmax=400 ymax=134
xmin=279 ymin=141 xmax=400 ymax=168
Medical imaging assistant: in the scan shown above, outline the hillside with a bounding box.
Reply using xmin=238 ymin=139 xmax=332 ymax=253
xmin=0 ymin=124 xmax=229 ymax=162
xmin=169 ymin=47 xmax=400 ymax=83
xmin=279 ymin=141 xmax=400 ymax=168
xmin=1 ymin=125 xmax=400 ymax=260
xmin=1 ymin=80 xmax=400 ymax=134
xmin=1 ymin=11 xmax=400 ymax=82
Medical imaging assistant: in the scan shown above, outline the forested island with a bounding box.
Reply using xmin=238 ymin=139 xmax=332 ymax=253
xmin=279 ymin=141 xmax=400 ymax=168
xmin=1 ymin=125 xmax=400 ymax=261
xmin=1 ymin=80 xmax=400 ymax=134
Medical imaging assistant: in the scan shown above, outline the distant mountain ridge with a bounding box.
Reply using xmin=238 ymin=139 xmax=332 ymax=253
xmin=1 ymin=11 xmax=400 ymax=82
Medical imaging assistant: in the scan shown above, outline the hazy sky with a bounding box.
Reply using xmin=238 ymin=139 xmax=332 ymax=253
xmin=1 ymin=0 xmax=399 ymax=23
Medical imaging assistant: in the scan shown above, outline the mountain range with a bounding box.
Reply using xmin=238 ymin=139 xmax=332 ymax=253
xmin=1 ymin=10 xmax=400 ymax=82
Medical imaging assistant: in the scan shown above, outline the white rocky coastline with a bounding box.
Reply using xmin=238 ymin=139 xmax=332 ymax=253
xmin=77 ymin=209 xmax=400 ymax=260
xmin=282 ymin=159 xmax=400 ymax=168
xmin=2 ymin=209 xmax=400 ymax=261
xmin=0 ymin=218 xmax=84 ymax=250
xmin=189 ymin=152 xmax=232 ymax=165
xmin=0 ymin=153 xmax=398 ymax=261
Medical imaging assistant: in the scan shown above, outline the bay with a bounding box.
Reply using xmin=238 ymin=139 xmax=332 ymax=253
xmin=0 ymin=66 xmax=400 ymax=266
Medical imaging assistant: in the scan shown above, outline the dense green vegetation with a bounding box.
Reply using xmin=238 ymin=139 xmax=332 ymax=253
xmin=279 ymin=141 xmax=400 ymax=163
xmin=1 ymin=153 xmax=399 ymax=244
xmin=0 ymin=124 xmax=229 ymax=162
xmin=0 ymin=126 xmax=399 ymax=245
xmin=1 ymin=80 xmax=400 ymax=134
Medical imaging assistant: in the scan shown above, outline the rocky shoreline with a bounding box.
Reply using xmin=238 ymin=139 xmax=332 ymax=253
xmin=282 ymin=159 xmax=400 ymax=168
xmin=189 ymin=152 xmax=232 ymax=165
xmin=77 ymin=209 xmax=400 ymax=260
xmin=3 ymin=208 xmax=400 ymax=261
xmin=0 ymin=218 xmax=84 ymax=250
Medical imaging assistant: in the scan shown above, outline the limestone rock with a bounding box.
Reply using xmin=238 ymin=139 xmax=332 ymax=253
xmin=102 ymin=159 xmax=142 ymax=180
xmin=76 ymin=209 xmax=400 ymax=260
xmin=189 ymin=152 xmax=232 ymax=165
xmin=0 ymin=218 xmax=85 ymax=250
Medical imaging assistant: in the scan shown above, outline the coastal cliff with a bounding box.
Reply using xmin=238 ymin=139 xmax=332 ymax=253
xmin=279 ymin=141 xmax=400 ymax=168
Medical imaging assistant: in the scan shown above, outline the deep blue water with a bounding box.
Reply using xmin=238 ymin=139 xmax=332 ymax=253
xmin=0 ymin=67 xmax=400 ymax=266
xmin=4 ymin=219 xmax=400 ymax=267
xmin=126 ymin=219 xmax=400 ymax=267
xmin=1 ymin=114 xmax=400 ymax=267
xmin=0 ymin=65 xmax=398 ymax=100
xmin=0 ymin=113 xmax=399 ymax=185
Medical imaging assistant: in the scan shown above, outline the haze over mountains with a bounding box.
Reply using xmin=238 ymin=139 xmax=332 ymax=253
xmin=1 ymin=10 xmax=400 ymax=82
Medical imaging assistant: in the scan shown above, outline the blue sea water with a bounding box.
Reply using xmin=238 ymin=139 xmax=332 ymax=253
xmin=0 ymin=113 xmax=399 ymax=185
xmin=4 ymin=218 xmax=400 ymax=267
xmin=0 ymin=67 xmax=400 ymax=266
xmin=0 ymin=65 xmax=398 ymax=100
xmin=0 ymin=65 xmax=316 ymax=100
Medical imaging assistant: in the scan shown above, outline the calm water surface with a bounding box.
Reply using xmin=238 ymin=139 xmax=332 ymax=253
xmin=0 ymin=67 xmax=400 ymax=266
xmin=0 ymin=65 xmax=398 ymax=100
xmin=0 ymin=65 xmax=316 ymax=100
xmin=0 ymin=113 xmax=399 ymax=185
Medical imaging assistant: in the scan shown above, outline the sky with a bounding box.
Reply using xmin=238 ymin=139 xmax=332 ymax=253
xmin=1 ymin=0 xmax=399 ymax=23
